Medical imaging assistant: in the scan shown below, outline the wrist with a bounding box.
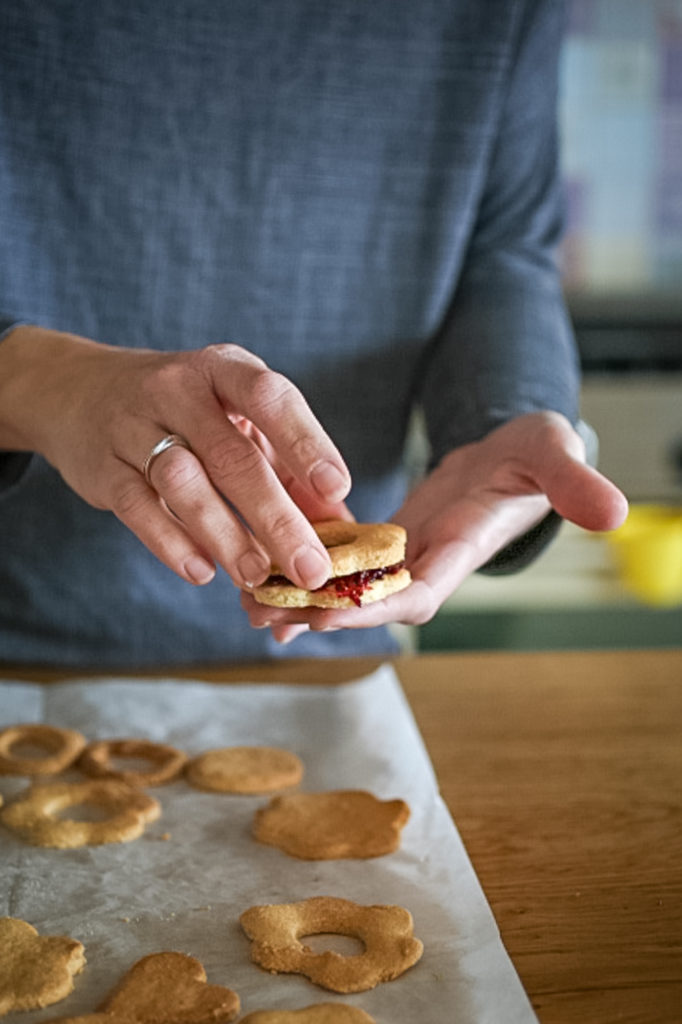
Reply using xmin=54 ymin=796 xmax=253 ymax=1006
xmin=0 ymin=325 xmax=109 ymax=458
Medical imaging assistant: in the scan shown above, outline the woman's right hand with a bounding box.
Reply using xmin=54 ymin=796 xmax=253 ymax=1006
xmin=0 ymin=326 xmax=351 ymax=589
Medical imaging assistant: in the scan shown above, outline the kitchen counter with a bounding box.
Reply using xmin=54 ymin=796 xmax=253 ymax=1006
xmin=5 ymin=648 xmax=682 ymax=1023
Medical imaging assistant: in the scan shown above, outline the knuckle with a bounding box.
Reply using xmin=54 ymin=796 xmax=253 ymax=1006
xmin=138 ymin=357 xmax=188 ymax=409
xmin=110 ymin=478 xmax=150 ymax=521
xmin=262 ymin=507 xmax=305 ymax=544
xmin=203 ymin=342 xmax=268 ymax=376
xmin=289 ymin=430 xmax=320 ymax=465
xmin=245 ymin=367 xmax=296 ymax=416
xmin=153 ymin=451 xmax=202 ymax=493
xmin=204 ymin=431 xmax=262 ymax=482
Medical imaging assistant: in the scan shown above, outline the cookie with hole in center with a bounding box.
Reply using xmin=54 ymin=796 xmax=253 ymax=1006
xmin=240 ymin=895 xmax=423 ymax=993
xmin=0 ymin=724 xmax=86 ymax=776
xmin=0 ymin=779 xmax=161 ymax=848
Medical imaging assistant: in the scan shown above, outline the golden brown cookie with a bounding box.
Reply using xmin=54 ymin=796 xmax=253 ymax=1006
xmin=100 ymin=952 xmax=240 ymax=1024
xmin=239 ymin=1006 xmax=375 ymax=1024
xmin=42 ymin=1017 xmax=117 ymax=1023
xmin=0 ymin=779 xmax=161 ymax=848
xmin=78 ymin=738 xmax=187 ymax=787
xmin=44 ymin=952 xmax=240 ymax=1024
xmin=185 ymin=746 xmax=303 ymax=794
xmin=42 ymin=1017 xmax=116 ymax=1023
xmin=0 ymin=917 xmax=85 ymax=1015
xmin=0 ymin=724 xmax=87 ymax=776
xmin=251 ymin=521 xmax=411 ymax=609
xmin=240 ymin=896 xmax=423 ymax=993
xmin=253 ymin=790 xmax=410 ymax=859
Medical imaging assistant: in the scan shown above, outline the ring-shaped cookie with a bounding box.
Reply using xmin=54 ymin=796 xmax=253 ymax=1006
xmin=240 ymin=896 xmax=423 ymax=993
xmin=78 ymin=738 xmax=187 ymax=787
xmin=312 ymin=521 xmax=406 ymax=576
xmin=253 ymin=521 xmax=411 ymax=609
xmin=0 ymin=724 xmax=87 ymax=776
xmin=0 ymin=779 xmax=161 ymax=848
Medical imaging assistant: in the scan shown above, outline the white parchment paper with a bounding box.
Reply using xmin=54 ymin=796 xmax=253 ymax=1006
xmin=0 ymin=666 xmax=537 ymax=1023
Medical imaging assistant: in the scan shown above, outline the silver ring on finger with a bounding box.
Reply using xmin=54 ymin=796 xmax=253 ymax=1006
xmin=142 ymin=433 xmax=193 ymax=485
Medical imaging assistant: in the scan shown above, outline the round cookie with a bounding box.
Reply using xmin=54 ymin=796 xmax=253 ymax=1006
xmin=252 ymin=521 xmax=411 ymax=609
xmin=185 ymin=746 xmax=303 ymax=794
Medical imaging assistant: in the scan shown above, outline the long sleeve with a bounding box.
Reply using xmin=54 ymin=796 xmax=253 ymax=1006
xmin=0 ymin=316 xmax=33 ymax=491
xmin=419 ymin=0 xmax=579 ymax=460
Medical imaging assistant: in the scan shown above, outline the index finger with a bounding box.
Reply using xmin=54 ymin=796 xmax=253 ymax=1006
xmin=209 ymin=345 xmax=351 ymax=505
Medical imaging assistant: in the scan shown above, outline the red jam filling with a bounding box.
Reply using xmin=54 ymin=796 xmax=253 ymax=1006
xmin=267 ymin=561 xmax=406 ymax=608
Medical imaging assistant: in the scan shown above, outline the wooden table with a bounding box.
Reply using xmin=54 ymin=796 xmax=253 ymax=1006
xmin=5 ymin=649 xmax=682 ymax=1023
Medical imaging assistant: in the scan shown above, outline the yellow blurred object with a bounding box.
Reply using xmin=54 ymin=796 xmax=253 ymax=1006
xmin=606 ymin=505 xmax=682 ymax=607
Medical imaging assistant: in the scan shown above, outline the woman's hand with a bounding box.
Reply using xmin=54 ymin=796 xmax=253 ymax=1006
xmin=242 ymin=411 xmax=628 ymax=639
xmin=0 ymin=326 xmax=351 ymax=589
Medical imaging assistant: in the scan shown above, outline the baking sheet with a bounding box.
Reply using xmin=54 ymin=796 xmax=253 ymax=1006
xmin=0 ymin=666 xmax=538 ymax=1023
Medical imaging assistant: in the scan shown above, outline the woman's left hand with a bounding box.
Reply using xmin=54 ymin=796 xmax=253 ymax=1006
xmin=241 ymin=411 xmax=628 ymax=642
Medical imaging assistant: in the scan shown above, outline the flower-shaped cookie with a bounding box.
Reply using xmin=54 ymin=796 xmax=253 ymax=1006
xmin=0 ymin=779 xmax=160 ymax=848
xmin=253 ymin=790 xmax=410 ymax=859
xmin=240 ymin=896 xmax=423 ymax=993
xmin=0 ymin=917 xmax=85 ymax=1016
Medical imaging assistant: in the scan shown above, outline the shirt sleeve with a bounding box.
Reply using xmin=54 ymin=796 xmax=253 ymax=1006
xmin=417 ymin=0 xmax=580 ymax=574
xmin=0 ymin=316 xmax=34 ymax=492
xmin=418 ymin=0 xmax=578 ymax=459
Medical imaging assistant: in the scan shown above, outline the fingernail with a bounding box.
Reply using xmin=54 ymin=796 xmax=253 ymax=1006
xmin=311 ymin=460 xmax=349 ymax=502
xmin=238 ymin=551 xmax=270 ymax=587
xmin=293 ymin=546 xmax=330 ymax=589
xmin=185 ymin=556 xmax=216 ymax=585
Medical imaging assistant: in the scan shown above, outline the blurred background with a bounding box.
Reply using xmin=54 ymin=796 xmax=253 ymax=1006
xmin=417 ymin=0 xmax=682 ymax=652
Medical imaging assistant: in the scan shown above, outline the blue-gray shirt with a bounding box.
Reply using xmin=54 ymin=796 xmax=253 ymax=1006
xmin=0 ymin=0 xmax=578 ymax=668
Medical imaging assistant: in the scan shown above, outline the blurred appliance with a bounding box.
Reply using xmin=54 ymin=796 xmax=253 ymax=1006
xmin=560 ymin=1 xmax=682 ymax=502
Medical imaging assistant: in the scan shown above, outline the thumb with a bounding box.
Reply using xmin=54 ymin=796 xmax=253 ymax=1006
xmin=544 ymin=453 xmax=628 ymax=532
